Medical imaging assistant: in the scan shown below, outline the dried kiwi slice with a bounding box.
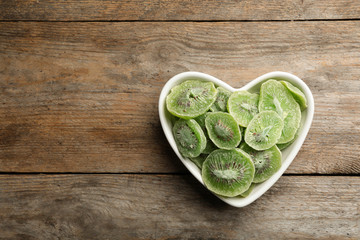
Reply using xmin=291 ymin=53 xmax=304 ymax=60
xmin=227 ymin=91 xmax=259 ymax=127
xmin=280 ymin=81 xmax=307 ymax=111
xmin=194 ymin=113 xmax=217 ymax=154
xmin=259 ymin=80 xmax=301 ymax=144
xmin=240 ymin=143 xmax=282 ymax=183
xmin=190 ymin=154 xmax=207 ymax=169
xmin=166 ymin=80 xmax=217 ymax=119
xmin=205 ymin=112 xmax=241 ymax=150
xmin=202 ymin=149 xmax=255 ymax=197
xmin=245 ymin=111 xmax=283 ymax=151
xmin=210 ymin=87 xmax=231 ymax=112
xmin=173 ymin=119 xmax=206 ymax=158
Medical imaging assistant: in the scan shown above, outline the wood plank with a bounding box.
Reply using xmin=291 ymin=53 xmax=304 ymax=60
xmin=0 ymin=174 xmax=359 ymax=239
xmin=1 ymin=0 xmax=360 ymax=21
xmin=0 ymin=22 xmax=360 ymax=174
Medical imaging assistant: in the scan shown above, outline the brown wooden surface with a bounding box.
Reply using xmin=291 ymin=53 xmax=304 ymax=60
xmin=0 ymin=175 xmax=359 ymax=239
xmin=1 ymin=0 xmax=360 ymax=21
xmin=1 ymin=21 xmax=360 ymax=174
xmin=1 ymin=1 xmax=360 ymax=239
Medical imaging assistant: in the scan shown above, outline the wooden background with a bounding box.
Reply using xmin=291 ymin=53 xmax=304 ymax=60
xmin=0 ymin=1 xmax=359 ymax=239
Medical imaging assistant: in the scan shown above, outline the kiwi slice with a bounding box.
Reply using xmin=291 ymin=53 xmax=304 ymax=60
xmin=210 ymin=87 xmax=231 ymax=112
xmin=202 ymin=149 xmax=255 ymax=197
xmin=239 ymin=183 xmax=256 ymax=198
xmin=280 ymin=81 xmax=307 ymax=111
xmin=259 ymin=79 xmax=301 ymax=144
xmin=205 ymin=112 xmax=241 ymax=150
xmin=240 ymin=143 xmax=282 ymax=183
xmin=245 ymin=111 xmax=283 ymax=151
xmin=190 ymin=154 xmax=208 ymax=169
xmin=227 ymin=91 xmax=259 ymax=127
xmin=173 ymin=119 xmax=206 ymax=158
xmin=166 ymin=80 xmax=217 ymax=119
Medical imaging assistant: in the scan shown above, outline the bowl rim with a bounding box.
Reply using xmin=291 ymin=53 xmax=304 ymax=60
xmin=158 ymin=71 xmax=314 ymax=207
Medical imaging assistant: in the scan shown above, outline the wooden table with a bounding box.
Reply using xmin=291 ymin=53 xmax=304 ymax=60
xmin=1 ymin=1 xmax=360 ymax=239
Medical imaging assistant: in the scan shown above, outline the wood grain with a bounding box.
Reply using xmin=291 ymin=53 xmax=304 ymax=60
xmin=1 ymin=0 xmax=360 ymax=21
xmin=0 ymin=174 xmax=359 ymax=239
xmin=1 ymin=22 xmax=360 ymax=174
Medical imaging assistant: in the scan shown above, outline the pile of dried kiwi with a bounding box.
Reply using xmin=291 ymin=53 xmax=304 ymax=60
xmin=166 ymin=79 xmax=307 ymax=198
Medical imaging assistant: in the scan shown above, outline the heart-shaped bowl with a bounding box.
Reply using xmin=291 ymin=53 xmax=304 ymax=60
xmin=159 ymin=71 xmax=314 ymax=207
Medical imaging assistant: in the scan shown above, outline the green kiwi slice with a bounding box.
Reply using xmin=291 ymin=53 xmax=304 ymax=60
xmin=239 ymin=183 xmax=256 ymax=197
xmin=194 ymin=113 xmax=217 ymax=154
xmin=210 ymin=87 xmax=231 ymax=112
xmin=190 ymin=154 xmax=208 ymax=169
xmin=227 ymin=91 xmax=259 ymax=127
xmin=173 ymin=119 xmax=206 ymax=158
xmin=280 ymin=81 xmax=307 ymax=111
xmin=259 ymin=79 xmax=301 ymax=144
xmin=205 ymin=112 xmax=241 ymax=150
xmin=166 ymin=80 xmax=217 ymax=119
xmin=245 ymin=111 xmax=283 ymax=151
xmin=202 ymin=149 xmax=255 ymax=197
xmin=240 ymin=143 xmax=282 ymax=183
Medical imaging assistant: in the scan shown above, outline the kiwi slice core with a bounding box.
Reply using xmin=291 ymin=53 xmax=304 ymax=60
xmin=214 ymin=119 xmax=234 ymax=141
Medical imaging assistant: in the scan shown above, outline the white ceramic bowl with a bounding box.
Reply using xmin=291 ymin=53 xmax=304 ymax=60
xmin=159 ymin=71 xmax=314 ymax=207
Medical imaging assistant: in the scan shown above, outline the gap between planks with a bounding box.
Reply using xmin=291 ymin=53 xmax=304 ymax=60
xmin=1 ymin=18 xmax=360 ymax=23
xmin=0 ymin=172 xmax=359 ymax=177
